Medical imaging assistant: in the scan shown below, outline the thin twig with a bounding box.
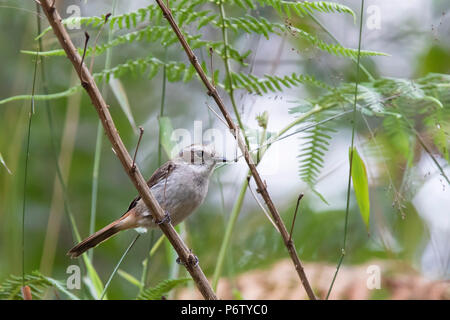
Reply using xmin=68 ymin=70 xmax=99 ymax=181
xmin=205 ymin=102 xmax=228 ymax=127
xmin=306 ymin=11 xmax=374 ymax=81
xmin=100 ymin=234 xmax=141 ymax=300
xmin=158 ymin=48 xmax=167 ymax=166
xmin=132 ymin=126 xmax=144 ymax=171
xmin=22 ymin=45 xmax=39 ymax=287
xmin=218 ymin=1 xmax=250 ymax=149
xmin=89 ymin=13 xmax=112 ymax=74
xmin=89 ymin=1 xmax=117 ymax=261
xmin=155 ymin=0 xmax=316 ymax=299
xmin=39 ymin=0 xmax=216 ymax=300
xmin=289 ymin=194 xmax=304 ymax=243
xmin=80 ymin=32 xmax=89 ymax=81
xmin=326 ymin=0 xmax=365 ymax=300
xmin=209 ymin=47 xmax=215 ymax=88
xmin=247 ymin=176 xmax=279 ymax=232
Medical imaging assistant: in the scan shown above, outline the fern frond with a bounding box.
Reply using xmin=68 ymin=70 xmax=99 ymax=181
xmin=219 ymin=16 xmax=385 ymax=58
xmin=36 ymin=1 xmax=214 ymax=39
xmin=95 ymin=55 xmax=197 ymax=83
xmin=289 ymin=109 xmax=336 ymax=200
xmin=259 ymin=0 xmax=355 ymax=20
xmin=288 ymin=26 xmax=387 ymax=58
xmin=25 ymin=26 xmax=249 ymax=64
xmin=136 ymin=278 xmax=190 ymax=300
xmin=230 ymin=71 xmax=332 ymax=94
xmin=0 ymin=271 xmax=79 ymax=300
xmin=36 ymin=6 xmax=161 ymax=40
xmin=228 ymin=0 xmax=355 ymax=20
xmin=382 ymin=113 xmax=413 ymax=160
xmin=422 ymin=103 xmax=450 ymax=160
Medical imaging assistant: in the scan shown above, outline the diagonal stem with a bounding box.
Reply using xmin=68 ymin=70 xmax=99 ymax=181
xmin=39 ymin=0 xmax=216 ymax=300
xmin=155 ymin=0 xmax=316 ymax=300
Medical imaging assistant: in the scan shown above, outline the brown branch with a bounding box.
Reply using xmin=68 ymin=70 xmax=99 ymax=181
xmin=38 ymin=0 xmax=217 ymax=300
xmin=154 ymin=0 xmax=317 ymax=300
xmin=289 ymin=193 xmax=304 ymax=242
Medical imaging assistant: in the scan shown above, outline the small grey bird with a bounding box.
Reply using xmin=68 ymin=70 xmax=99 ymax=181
xmin=68 ymin=144 xmax=225 ymax=258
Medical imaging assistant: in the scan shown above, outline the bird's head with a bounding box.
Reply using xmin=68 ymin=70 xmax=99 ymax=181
xmin=176 ymin=144 xmax=227 ymax=169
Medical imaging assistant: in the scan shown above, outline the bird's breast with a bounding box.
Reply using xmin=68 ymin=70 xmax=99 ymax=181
xmin=137 ymin=165 xmax=210 ymax=228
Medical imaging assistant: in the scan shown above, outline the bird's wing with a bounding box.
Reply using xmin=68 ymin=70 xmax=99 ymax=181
xmin=126 ymin=160 xmax=176 ymax=212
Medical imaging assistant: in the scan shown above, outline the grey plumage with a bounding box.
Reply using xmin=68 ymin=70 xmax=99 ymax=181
xmin=68 ymin=144 xmax=223 ymax=258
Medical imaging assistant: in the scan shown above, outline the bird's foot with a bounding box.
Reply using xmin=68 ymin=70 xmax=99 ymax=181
xmin=176 ymin=250 xmax=199 ymax=267
xmin=155 ymin=211 xmax=171 ymax=225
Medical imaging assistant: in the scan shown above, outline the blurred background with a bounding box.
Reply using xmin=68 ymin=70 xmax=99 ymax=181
xmin=0 ymin=0 xmax=449 ymax=299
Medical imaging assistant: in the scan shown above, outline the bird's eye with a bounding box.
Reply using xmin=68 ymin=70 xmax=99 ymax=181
xmin=196 ymin=151 xmax=204 ymax=158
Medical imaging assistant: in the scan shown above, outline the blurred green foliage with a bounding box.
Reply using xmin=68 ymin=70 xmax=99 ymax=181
xmin=0 ymin=0 xmax=449 ymax=300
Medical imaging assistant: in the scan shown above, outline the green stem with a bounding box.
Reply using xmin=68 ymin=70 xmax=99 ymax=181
xmin=22 ymin=50 xmax=38 ymax=286
xmin=158 ymin=50 xmax=167 ymax=166
xmin=89 ymin=121 xmax=102 ymax=238
xmin=88 ymin=0 xmax=117 ymax=261
xmin=218 ymin=1 xmax=250 ymax=149
xmin=212 ymin=175 xmax=249 ymax=291
xmin=307 ymin=12 xmax=374 ymax=81
xmin=275 ymin=105 xmax=323 ymax=140
xmin=326 ymin=0 xmax=365 ymax=299
xmin=100 ymin=234 xmax=140 ymax=300
xmin=140 ymin=233 xmax=165 ymax=294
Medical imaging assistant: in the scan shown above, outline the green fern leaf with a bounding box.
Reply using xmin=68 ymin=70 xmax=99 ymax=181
xmin=136 ymin=278 xmax=190 ymax=300
xmin=0 ymin=271 xmax=79 ymax=300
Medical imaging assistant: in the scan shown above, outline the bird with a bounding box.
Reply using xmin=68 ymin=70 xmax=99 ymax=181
xmin=67 ymin=144 xmax=226 ymax=258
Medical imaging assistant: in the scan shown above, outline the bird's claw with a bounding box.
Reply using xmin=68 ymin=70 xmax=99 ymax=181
xmin=176 ymin=252 xmax=199 ymax=267
xmin=155 ymin=211 xmax=171 ymax=225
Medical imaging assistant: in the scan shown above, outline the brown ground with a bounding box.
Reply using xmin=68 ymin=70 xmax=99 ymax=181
xmin=176 ymin=259 xmax=450 ymax=300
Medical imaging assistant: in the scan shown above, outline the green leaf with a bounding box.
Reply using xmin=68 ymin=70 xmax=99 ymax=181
xmin=41 ymin=275 xmax=80 ymax=300
xmin=117 ymin=269 xmax=142 ymax=289
xmin=81 ymin=253 xmax=105 ymax=299
xmin=0 ymin=152 xmax=12 ymax=174
xmin=349 ymin=147 xmax=370 ymax=232
xmin=109 ymin=77 xmax=137 ymax=132
xmin=158 ymin=116 xmax=176 ymax=158
xmin=0 ymin=271 xmax=79 ymax=300
xmin=136 ymin=278 xmax=190 ymax=300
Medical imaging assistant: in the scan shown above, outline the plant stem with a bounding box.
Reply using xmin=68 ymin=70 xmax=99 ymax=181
xmin=155 ymin=0 xmax=316 ymax=299
xmin=89 ymin=0 xmax=117 ymax=261
xmin=218 ymin=1 xmax=250 ymax=149
xmin=39 ymin=0 xmax=216 ymax=300
xmin=212 ymin=176 xmax=249 ymax=291
xmin=22 ymin=49 xmax=38 ymax=286
xmin=275 ymin=105 xmax=323 ymax=140
xmin=100 ymin=234 xmax=140 ymax=300
xmin=158 ymin=49 xmax=167 ymax=166
xmin=307 ymin=11 xmax=374 ymax=81
xmin=326 ymin=0 xmax=365 ymax=300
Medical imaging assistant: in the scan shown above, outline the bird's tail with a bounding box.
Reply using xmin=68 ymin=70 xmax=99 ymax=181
xmin=67 ymin=209 xmax=138 ymax=258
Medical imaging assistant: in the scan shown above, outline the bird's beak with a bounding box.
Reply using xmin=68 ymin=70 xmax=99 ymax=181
xmin=214 ymin=156 xmax=228 ymax=163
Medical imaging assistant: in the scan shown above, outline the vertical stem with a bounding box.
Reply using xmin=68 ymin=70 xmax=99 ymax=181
xmin=218 ymin=1 xmax=250 ymax=149
xmin=22 ymin=53 xmax=38 ymax=285
xmin=326 ymin=0 xmax=365 ymax=300
xmin=158 ymin=49 xmax=167 ymax=166
xmin=212 ymin=175 xmax=249 ymax=291
xmin=141 ymin=48 xmax=168 ymax=292
xmin=89 ymin=121 xmax=103 ymax=239
xmin=306 ymin=11 xmax=374 ymax=81
xmin=100 ymin=234 xmax=141 ymax=300
xmin=88 ymin=0 xmax=117 ymax=261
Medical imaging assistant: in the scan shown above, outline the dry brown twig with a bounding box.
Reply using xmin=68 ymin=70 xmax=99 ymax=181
xmin=154 ymin=0 xmax=317 ymax=300
xmin=38 ymin=0 xmax=217 ymax=300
